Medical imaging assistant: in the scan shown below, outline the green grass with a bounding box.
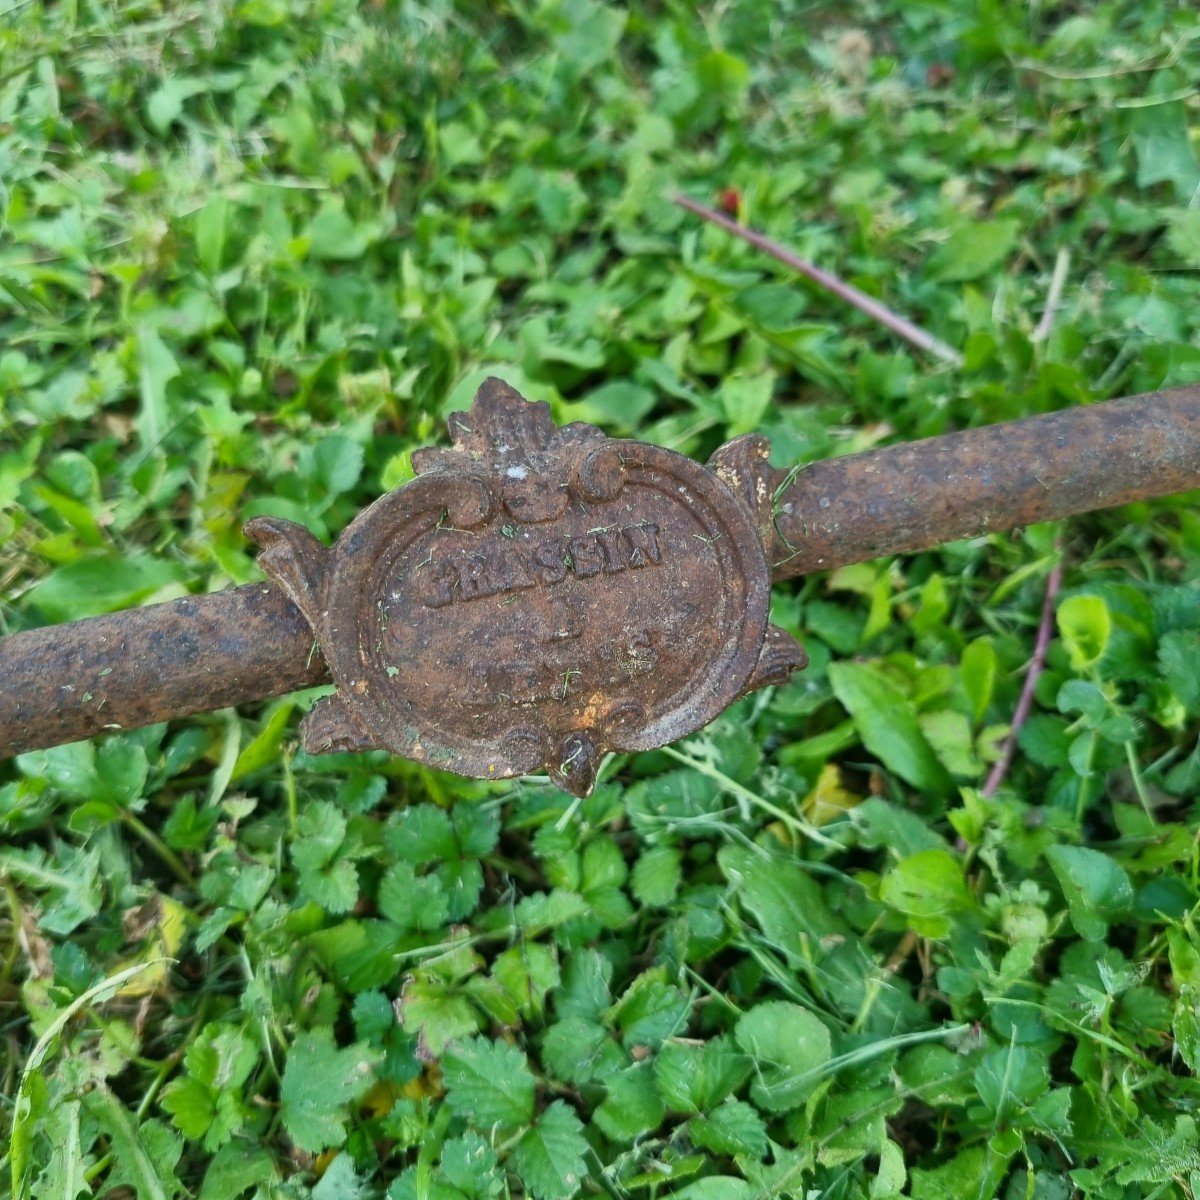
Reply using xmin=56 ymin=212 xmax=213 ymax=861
xmin=3 ymin=1 xmax=1200 ymax=1198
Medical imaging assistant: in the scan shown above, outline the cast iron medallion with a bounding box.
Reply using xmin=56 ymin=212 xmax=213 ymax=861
xmin=246 ymin=378 xmax=804 ymax=795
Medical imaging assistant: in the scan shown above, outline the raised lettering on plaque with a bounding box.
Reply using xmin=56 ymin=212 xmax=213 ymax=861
xmin=245 ymin=378 xmax=805 ymax=795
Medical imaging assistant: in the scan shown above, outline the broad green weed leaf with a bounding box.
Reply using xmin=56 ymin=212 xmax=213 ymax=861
xmin=1159 ymin=631 xmax=1200 ymax=713
xmin=378 ymin=862 xmax=449 ymax=931
xmin=306 ymin=203 xmax=372 ymax=261
xmin=929 ymin=220 xmax=1019 ymax=281
xmin=919 ymin=710 xmax=984 ymax=779
xmin=136 ymin=324 xmax=180 ymax=452
xmin=27 ymin=556 xmax=186 ymax=622
xmin=1057 ymin=594 xmax=1111 ymax=670
xmin=653 ymin=1036 xmax=748 ymax=1113
xmin=569 ymin=380 xmax=655 ymax=433
xmin=514 ymin=889 xmax=590 ymax=931
xmin=1045 ymin=845 xmax=1132 ymax=941
xmin=397 ymin=976 xmax=482 ymax=1055
xmin=33 ymin=1099 xmax=90 ymax=1200
xmin=542 ymin=1017 xmax=625 ymax=1085
xmin=0 ymin=846 xmax=101 ymax=935
xmin=311 ymin=435 xmax=364 ymax=498
xmin=909 ymin=1144 xmax=1013 ymax=1200
xmin=828 ymin=662 xmax=952 ymax=794
xmin=960 ymin=638 xmax=997 ymax=725
xmin=145 ymin=77 xmax=207 ymax=132
xmin=1129 ymin=102 xmax=1200 ymax=199
xmin=720 ymin=845 xmax=844 ymax=957
xmin=971 ymin=1045 xmax=1048 ymax=1123
xmin=734 ymin=1001 xmax=831 ymax=1113
xmin=387 ymin=805 xmax=457 ymax=862
xmin=438 ymin=1132 xmax=503 ymax=1199
xmin=194 ymin=196 xmax=229 ymax=276
xmin=873 ymin=1140 xmax=907 ymax=1198
xmin=1017 ymin=715 xmax=1071 ymax=768
xmin=720 ymin=372 xmax=774 ymax=436
xmin=671 ymin=1181 xmax=752 ymax=1200
xmin=852 ymin=798 xmax=946 ymax=856
xmin=608 ymin=971 xmax=690 ymax=1046
xmin=880 ymin=849 xmax=975 ymax=939
xmin=631 ymin=844 xmax=682 ymax=907
xmin=554 ymin=947 xmax=613 ymax=1021
xmin=312 ymin=1154 xmax=368 ymax=1200
xmin=547 ymin=0 xmax=626 ymax=73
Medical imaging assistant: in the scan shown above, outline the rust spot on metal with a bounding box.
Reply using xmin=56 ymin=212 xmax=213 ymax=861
xmin=245 ymin=378 xmax=805 ymax=795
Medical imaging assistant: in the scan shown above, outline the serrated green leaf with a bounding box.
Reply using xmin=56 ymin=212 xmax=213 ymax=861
xmin=542 ymin=1017 xmax=625 ymax=1085
xmin=442 ymin=1036 xmax=536 ymax=1127
xmin=609 ymin=971 xmax=690 ymax=1047
xmin=439 ymin=1132 xmax=503 ymax=1199
xmin=510 ymin=1101 xmax=588 ymax=1200
xmin=293 ymin=801 xmax=347 ymax=871
xmin=32 ymin=1099 xmax=90 ymax=1200
xmin=197 ymin=1141 xmax=278 ymax=1200
xmin=83 ymin=1090 xmax=183 ymax=1200
xmin=299 ymin=857 xmax=359 ymax=914
xmin=1160 ymin=631 xmax=1200 ymax=713
xmin=653 ymin=1036 xmax=749 ymax=1113
xmin=397 ymin=976 xmax=483 ymax=1055
xmin=378 ymin=861 xmax=449 ymax=932
xmin=688 ymin=1097 xmax=768 ymax=1159
xmin=386 ymin=805 xmax=457 ymax=863
xmin=631 ymin=845 xmax=682 ymax=907
xmin=593 ymin=1065 xmax=665 ymax=1142
xmin=279 ymin=1030 xmax=378 ymax=1153
xmin=515 ymin=889 xmax=591 ymax=931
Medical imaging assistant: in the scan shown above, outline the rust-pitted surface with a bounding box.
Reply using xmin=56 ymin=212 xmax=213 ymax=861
xmin=1 ymin=386 xmax=1197 ymax=775
xmin=245 ymin=379 xmax=804 ymax=794
xmin=768 ymin=388 xmax=1200 ymax=578
xmin=0 ymin=582 xmax=328 ymax=758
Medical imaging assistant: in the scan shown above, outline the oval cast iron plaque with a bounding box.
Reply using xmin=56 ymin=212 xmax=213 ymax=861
xmin=245 ymin=379 xmax=805 ymax=795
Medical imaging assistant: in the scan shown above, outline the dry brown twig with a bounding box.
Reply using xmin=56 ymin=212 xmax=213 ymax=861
xmin=1032 ymin=248 xmax=1071 ymax=344
xmin=673 ymin=194 xmax=963 ymax=366
xmin=982 ymin=549 xmax=1066 ymax=797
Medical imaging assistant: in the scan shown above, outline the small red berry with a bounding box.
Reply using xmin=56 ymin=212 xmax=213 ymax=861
xmin=718 ymin=187 xmax=741 ymax=216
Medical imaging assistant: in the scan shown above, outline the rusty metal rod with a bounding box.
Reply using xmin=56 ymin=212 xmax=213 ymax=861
xmin=0 ymin=583 xmax=328 ymax=758
xmin=0 ymin=387 xmax=1196 ymax=759
xmin=767 ymin=387 xmax=1200 ymax=577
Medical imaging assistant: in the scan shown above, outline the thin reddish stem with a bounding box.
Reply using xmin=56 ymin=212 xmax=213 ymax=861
xmin=982 ymin=555 xmax=1066 ymax=798
xmin=673 ymin=194 xmax=963 ymax=366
